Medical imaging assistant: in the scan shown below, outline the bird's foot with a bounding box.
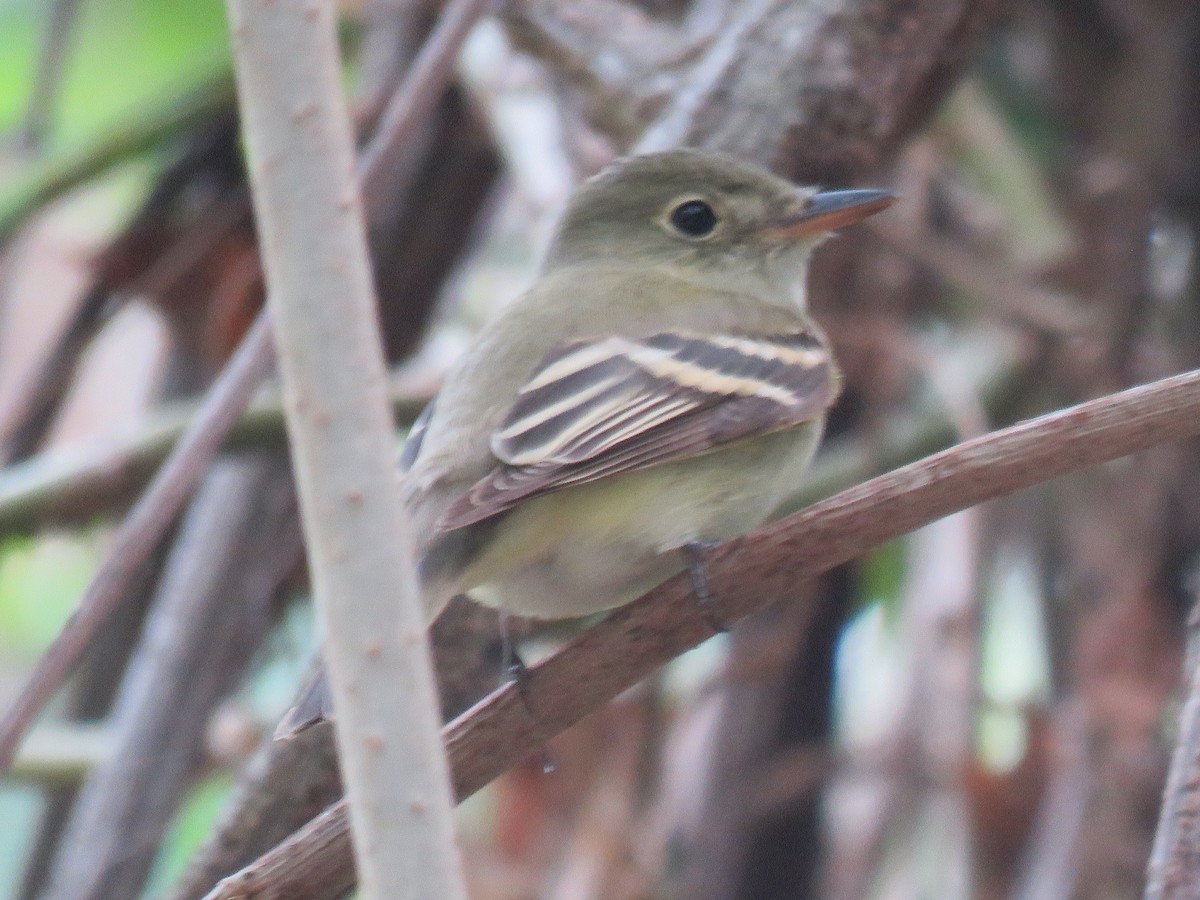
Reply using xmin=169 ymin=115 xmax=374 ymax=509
xmin=499 ymin=613 xmax=535 ymax=714
xmin=507 ymin=647 xmax=533 ymax=701
xmin=683 ymin=540 xmax=727 ymax=634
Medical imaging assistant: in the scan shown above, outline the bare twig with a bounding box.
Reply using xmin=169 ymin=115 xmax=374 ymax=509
xmin=171 ymin=719 xmax=344 ymax=900
xmin=207 ymin=367 xmax=1200 ymax=899
xmin=499 ymin=0 xmax=698 ymax=143
xmin=0 ymin=313 xmax=276 ymax=774
xmin=358 ymin=0 xmax=493 ymax=199
xmin=0 ymin=377 xmax=430 ymax=536
xmin=1012 ymin=704 xmax=1088 ymax=900
xmin=225 ymin=0 xmax=468 ymax=895
xmin=41 ymin=454 xmax=302 ymax=900
xmin=14 ymin=544 xmax=162 ymax=900
xmin=0 ymin=0 xmax=484 ymax=774
xmin=0 ymin=283 xmax=112 ymax=464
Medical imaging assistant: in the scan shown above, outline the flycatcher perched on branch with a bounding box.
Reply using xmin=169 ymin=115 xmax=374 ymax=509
xmin=283 ymin=148 xmax=892 ymax=734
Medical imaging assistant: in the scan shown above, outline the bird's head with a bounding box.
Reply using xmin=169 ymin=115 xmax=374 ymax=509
xmin=543 ymin=149 xmax=894 ymax=289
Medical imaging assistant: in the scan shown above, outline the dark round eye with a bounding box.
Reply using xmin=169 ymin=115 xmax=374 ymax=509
xmin=669 ymin=199 xmax=718 ymax=237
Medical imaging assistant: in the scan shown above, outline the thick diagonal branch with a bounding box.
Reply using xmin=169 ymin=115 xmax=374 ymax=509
xmin=206 ymin=367 xmax=1200 ymax=900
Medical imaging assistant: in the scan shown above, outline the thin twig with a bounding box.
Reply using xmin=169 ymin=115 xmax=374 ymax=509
xmin=0 ymin=378 xmax=430 ymax=536
xmin=1011 ymin=703 xmax=1088 ymax=900
xmin=170 ymin=719 xmax=343 ymax=900
xmin=207 ymin=367 xmax=1200 ymax=899
xmin=41 ymin=454 xmax=302 ymax=900
xmin=0 ymin=314 xmax=276 ymax=773
xmin=0 ymin=0 xmax=484 ymax=775
xmin=225 ymin=0 xmax=469 ymax=895
xmin=357 ymin=0 xmax=494 ymax=198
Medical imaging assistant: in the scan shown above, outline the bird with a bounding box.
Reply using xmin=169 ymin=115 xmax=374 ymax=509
xmin=280 ymin=148 xmax=893 ymax=735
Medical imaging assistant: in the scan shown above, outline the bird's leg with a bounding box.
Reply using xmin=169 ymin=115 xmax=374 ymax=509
xmin=498 ymin=611 xmax=534 ymax=711
xmin=683 ymin=540 xmax=727 ymax=634
xmin=497 ymin=617 xmax=553 ymax=768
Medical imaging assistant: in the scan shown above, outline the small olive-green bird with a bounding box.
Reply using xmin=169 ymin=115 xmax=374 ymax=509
xmin=281 ymin=148 xmax=892 ymax=734
xmin=404 ymin=148 xmax=892 ymax=621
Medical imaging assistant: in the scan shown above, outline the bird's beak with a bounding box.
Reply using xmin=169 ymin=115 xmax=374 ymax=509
xmin=766 ymin=188 xmax=896 ymax=239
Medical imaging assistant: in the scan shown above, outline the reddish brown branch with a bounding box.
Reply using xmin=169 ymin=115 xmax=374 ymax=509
xmin=206 ymin=368 xmax=1200 ymax=899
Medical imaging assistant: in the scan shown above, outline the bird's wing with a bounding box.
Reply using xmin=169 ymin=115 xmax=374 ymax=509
xmin=437 ymin=328 xmax=839 ymax=531
xmin=399 ymin=398 xmax=436 ymax=473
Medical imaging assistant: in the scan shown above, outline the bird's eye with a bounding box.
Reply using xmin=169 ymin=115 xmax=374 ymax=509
xmin=669 ymin=199 xmax=718 ymax=237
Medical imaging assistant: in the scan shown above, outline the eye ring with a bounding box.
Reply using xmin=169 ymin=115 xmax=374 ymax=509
xmin=668 ymin=198 xmax=719 ymax=238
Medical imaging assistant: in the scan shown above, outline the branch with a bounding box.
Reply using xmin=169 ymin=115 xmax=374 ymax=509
xmin=357 ymin=0 xmax=492 ymax=201
xmin=225 ymin=0 xmax=468 ymax=895
xmin=206 ymin=367 xmax=1200 ymax=899
xmin=0 ymin=378 xmax=430 ymax=537
xmin=0 ymin=67 xmax=237 ymax=244
xmin=0 ymin=313 xmax=276 ymax=774
xmin=17 ymin=0 xmax=85 ymax=151
xmin=1145 ymin=630 xmax=1200 ymax=899
xmin=41 ymin=454 xmax=302 ymax=900
xmin=0 ymin=0 xmax=486 ymax=777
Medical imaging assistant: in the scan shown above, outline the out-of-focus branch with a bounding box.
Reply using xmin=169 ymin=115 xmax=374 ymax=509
xmin=172 ymin=718 xmax=344 ymax=900
xmin=224 ymin=0 xmax=467 ymax=895
xmin=1011 ymin=704 xmax=1088 ymax=900
xmin=358 ymin=0 xmax=492 ymax=199
xmin=0 ymin=378 xmax=430 ymax=536
xmin=1145 ymin=629 xmax=1200 ymax=900
xmin=207 ymin=367 xmax=1200 ymax=899
xmin=17 ymin=0 xmax=85 ymax=150
xmin=0 ymin=0 xmax=487 ymax=776
xmin=507 ymin=0 xmax=1007 ymax=180
xmin=0 ymin=313 xmax=276 ymax=774
xmin=0 ymin=68 xmax=237 ymax=244
xmin=41 ymin=454 xmax=302 ymax=900
xmin=500 ymin=0 xmax=703 ymax=143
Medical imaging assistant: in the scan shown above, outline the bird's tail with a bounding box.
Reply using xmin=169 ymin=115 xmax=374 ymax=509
xmin=274 ymin=581 xmax=460 ymax=741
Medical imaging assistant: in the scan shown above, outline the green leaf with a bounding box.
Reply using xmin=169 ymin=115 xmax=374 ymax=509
xmin=0 ymin=533 xmax=98 ymax=658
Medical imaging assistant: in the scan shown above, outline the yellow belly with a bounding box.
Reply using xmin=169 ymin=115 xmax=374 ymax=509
xmin=459 ymin=423 xmax=822 ymax=619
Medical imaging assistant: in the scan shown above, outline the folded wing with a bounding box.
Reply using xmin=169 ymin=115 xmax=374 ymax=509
xmin=438 ymin=329 xmax=839 ymax=531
